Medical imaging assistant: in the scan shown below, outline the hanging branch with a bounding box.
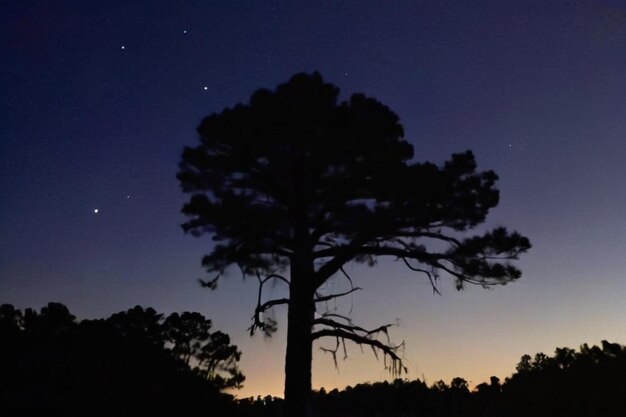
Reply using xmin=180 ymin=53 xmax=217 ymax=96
xmin=314 ymin=259 xmax=361 ymax=313
xmin=318 ymin=337 xmax=342 ymax=371
xmin=249 ymin=272 xmax=290 ymax=336
xmin=313 ymin=327 xmax=406 ymax=375
xmin=313 ymin=313 xmax=406 ymax=375
xmin=401 ymin=257 xmax=441 ymax=295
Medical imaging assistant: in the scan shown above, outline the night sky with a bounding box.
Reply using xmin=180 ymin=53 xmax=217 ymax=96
xmin=2 ymin=0 xmax=626 ymax=398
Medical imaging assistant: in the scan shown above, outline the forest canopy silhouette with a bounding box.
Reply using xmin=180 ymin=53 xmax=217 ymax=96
xmin=2 ymin=302 xmax=624 ymax=417
xmin=0 ymin=302 xmax=241 ymax=416
xmin=178 ymin=71 xmax=530 ymax=415
xmin=303 ymin=340 xmax=626 ymax=417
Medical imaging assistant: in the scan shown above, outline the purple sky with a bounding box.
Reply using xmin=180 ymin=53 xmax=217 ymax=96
xmin=2 ymin=0 xmax=626 ymax=398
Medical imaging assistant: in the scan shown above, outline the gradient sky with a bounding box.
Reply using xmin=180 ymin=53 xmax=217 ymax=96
xmin=2 ymin=0 xmax=626 ymax=398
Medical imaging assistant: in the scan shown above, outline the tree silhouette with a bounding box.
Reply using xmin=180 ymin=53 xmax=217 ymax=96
xmin=502 ymin=341 xmax=626 ymax=417
xmin=164 ymin=311 xmax=211 ymax=366
xmin=164 ymin=311 xmax=244 ymax=389
xmin=108 ymin=305 xmax=163 ymax=343
xmin=178 ymin=72 xmax=530 ymax=416
xmin=0 ymin=303 xmax=242 ymax=416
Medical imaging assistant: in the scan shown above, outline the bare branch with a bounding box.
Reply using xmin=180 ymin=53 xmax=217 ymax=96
xmin=258 ymin=298 xmax=290 ymax=312
xmin=313 ymin=238 xmax=374 ymax=289
xmin=314 ymin=250 xmax=356 ymax=289
xmin=313 ymin=317 xmax=392 ymax=337
xmin=319 ymin=337 xmax=341 ymax=371
xmin=313 ymin=315 xmax=406 ymax=375
xmin=314 ymin=287 xmax=362 ymax=303
xmin=401 ymin=257 xmax=441 ymax=295
xmin=318 ymin=312 xmax=352 ymax=322
xmin=338 ymin=266 xmax=354 ymax=289
xmin=313 ymin=328 xmax=407 ymax=375
xmin=249 ymin=272 xmax=290 ymax=336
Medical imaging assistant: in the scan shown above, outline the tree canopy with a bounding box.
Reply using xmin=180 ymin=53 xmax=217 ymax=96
xmin=178 ymin=71 xmax=530 ymax=416
xmin=0 ymin=302 xmax=242 ymax=416
xmin=236 ymin=341 xmax=626 ymax=417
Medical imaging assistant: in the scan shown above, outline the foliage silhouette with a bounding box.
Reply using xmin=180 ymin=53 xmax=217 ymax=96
xmin=234 ymin=341 xmax=626 ymax=417
xmin=2 ymin=306 xmax=623 ymax=417
xmin=178 ymin=71 xmax=530 ymax=416
xmin=164 ymin=311 xmax=245 ymax=388
xmin=0 ymin=302 xmax=242 ymax=416
xmin=501 ymin=340 xmax=626 ymax=416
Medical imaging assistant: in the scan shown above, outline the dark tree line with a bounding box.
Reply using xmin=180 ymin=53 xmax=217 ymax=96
xmin=500 ymin=341 xmax=626 ymax=416
xmin=0 ymin=302 xmax=242 ymax=417
xmin=2 ymin=304 xmax=623 ymax=417
xmin=235 ymin=341 xmax=626 ymax=417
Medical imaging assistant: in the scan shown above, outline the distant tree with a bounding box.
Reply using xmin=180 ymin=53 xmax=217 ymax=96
xmin=164 ymin=311 xmax=244 ymax=389
xmin=21 ymin=301 xmax=76 ymax=337
xmin=178 ymin=72 xmax=530 ymax=416
xmin=107 ymin=305 xmax=164 ymax=343
xmin=433 ymin=380 xmax=450 ymax=392
xmin=515 ymin=354 xmax=532 ymax=374
xmin=450 ymin=377 xmax=469 ymax=392
xmin=164 ymin=311 xmax=211 ymax=366
xmin=502 ymin=342 xmax=626 ymax=417
xmin=107 ymin=306 xmax=244 ymax=389
xmin=553 ymin=347 xmax=576 ymax=370
xmin=0 ymin=304 xmax=23 ymax=336
xmin=196 ymin=330 xmax=244 ymax=388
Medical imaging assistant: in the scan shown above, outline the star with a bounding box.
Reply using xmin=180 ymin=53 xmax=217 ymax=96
xmin=183 ymin=30 xmax=188 ymax=34
xmin=203 ymin=86 xmax=208 ymax=90
xmin=93 ymin=209 xmax=99 ymax=214
xmin=121 ymin=45 xmax=126 ymax=50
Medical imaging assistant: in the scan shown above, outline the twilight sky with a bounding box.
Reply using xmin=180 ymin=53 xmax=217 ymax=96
xmin=2 ymin=0 xmax=626 ymax=398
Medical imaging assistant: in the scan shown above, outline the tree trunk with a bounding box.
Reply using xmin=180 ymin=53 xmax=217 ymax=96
xmin=284 ymin=252 xmax=315 ymax=416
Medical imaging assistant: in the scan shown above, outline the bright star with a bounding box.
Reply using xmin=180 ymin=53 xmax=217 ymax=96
xmin=203 ymin=86 xmax=208 ymax=90
xmin=94 ymin=209 xmax=99 ymax=214
xmin=121 ymin=45 xmax=125 ymax=50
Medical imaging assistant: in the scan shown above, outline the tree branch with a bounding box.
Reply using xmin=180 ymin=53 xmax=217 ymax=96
xmin=314 ymin=287 xmax=362 ymax=303
xmin=315 ymin=240 xmax=524 ymax=291
xmin=314 ymin=244 xmax=439 ymax=263
xmin=401 ymin=257 xmax=441 ymax=295
xmin=395 ymin=230 xmax=462 ymax=247
xmin=249 ymin=272 xmax=290 ymax=336
xmin=313 ymin=328 xmax=406 ymax=375
xmin=313 ymin=317 xmax=391 ymax=336
xmin=314 ymin=247 xmax=357 ymax=289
